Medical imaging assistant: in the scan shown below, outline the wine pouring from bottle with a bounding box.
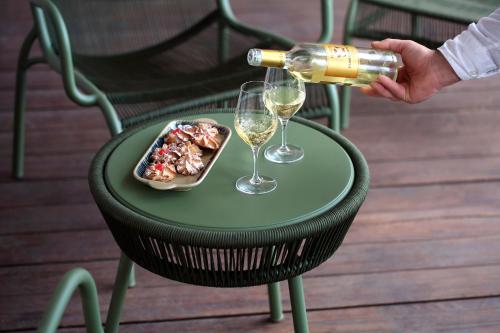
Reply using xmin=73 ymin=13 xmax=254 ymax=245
xmin=247 ymin=43 xmax=402 ymax=87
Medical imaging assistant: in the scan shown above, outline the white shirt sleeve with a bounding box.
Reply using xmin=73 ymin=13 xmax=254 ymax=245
xmin=438 ymin=7 xmax=500 ymax=80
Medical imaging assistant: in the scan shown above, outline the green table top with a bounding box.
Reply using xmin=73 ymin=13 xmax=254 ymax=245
xmin=105 ymin=113 xmax=354 ymax=232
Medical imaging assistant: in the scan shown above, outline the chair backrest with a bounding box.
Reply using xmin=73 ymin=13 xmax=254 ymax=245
xmin=48 ymin=0 xmax=219 ymax=57
xmin=34 ymin=0 xmax=273 ymax=128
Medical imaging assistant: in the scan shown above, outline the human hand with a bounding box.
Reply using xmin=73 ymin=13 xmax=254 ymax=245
xmin=361 ymin=39 xmax=460 ymax=103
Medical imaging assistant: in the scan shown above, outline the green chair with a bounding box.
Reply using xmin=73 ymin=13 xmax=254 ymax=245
xmin=13 ymin=0 xmax=339 ymax=180
xmin=340 ymin=0 xmax=500 ymax=128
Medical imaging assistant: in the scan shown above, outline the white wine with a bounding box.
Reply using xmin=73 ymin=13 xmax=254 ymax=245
xmin=248 ymin=43 xmax=401 ymax=87
xmin=264 ymin=87 xmax=306 ymax=119
xmin=235 ymin=114 xmax=278 ymax=147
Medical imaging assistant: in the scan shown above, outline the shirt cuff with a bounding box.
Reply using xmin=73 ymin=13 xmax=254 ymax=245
xmin=438 ymin=24 xmax=499 ymax=80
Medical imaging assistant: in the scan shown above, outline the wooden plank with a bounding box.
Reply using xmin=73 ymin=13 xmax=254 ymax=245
xmin=2 ymin=151 xmax=500 ymax=188
xmin=3 ymin=264 xmax=500 ymax=331
xmin=0 ymin=260 xmax=170 ymax=298
xmin=2 ymin=108 xmax=500 ymax=163
xmin=0 ymin=203 xmax=104 ymax=235
xmin=344 ymin=110 xmax=500 ymax=162
xmin=1 ymin=176 xmax=499 ymax=216
xmin=0 ymin=89 xmax=79 ymax=111
xmin=0 ymin=152 xmax=95 ymax=181
xmin=2 ymin=139 xmax=500 ymax=186
xmin=359 ymin=181 xmax=500 ymax=223
xmin=2 ymin=216 xmax=499 ymax=296
xmin=0 ymin=70 xmax=64 ymax=90
xmin=0 ymin=230 xmax=119 ymax=267
xmin=1 ymin=179 xmax=500 ymax=230
xmin=0 ymin=179 xmax=94 ymax=209
xmin=0 ymin=128 xmax=109 ymax=157
xmin=0 ymin=176 xmax=497 ymax=235
xmin=2 ymin=81 xmax=499 ymax=114
xmin=369 ymin=156 xmax=500 ymax=187
xmin=2 ymin=216 xmax=500 ymax=273
xmin=50 ymin=297 xmax=500 ymax=333
xmin=347 ymin=78 xmax=500 ymax=114
xmin=2 ymin=64 xmax=499 ymax=93
xmin=0 ymin=108 xmax=101 ymax=133
xmin=345 ymin=216 xmax=500 ymax=244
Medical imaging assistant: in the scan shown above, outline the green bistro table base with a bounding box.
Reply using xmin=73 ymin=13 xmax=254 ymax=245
xmin=38 ymin=109 xmax=369 ymax=332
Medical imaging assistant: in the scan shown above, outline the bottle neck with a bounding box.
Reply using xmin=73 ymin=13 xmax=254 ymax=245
xmin=259 ymin=50 xmax=287 ymax=68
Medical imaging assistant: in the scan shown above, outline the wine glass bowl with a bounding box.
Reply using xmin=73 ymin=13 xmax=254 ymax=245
xmin=263 ymin=68 xmax=306 ymax=164
xmin=234 ymin=81 xmax=278 ymax=195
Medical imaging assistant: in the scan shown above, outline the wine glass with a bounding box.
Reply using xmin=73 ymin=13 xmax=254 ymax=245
xmin=234 ymin=81 xmax=278 ymax=195
xmin=263 ymin=68 xmax=306 ymax=164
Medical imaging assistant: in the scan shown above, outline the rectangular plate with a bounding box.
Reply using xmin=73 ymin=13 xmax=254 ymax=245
xmin=133 ymin=119 xmax=231 ymax=191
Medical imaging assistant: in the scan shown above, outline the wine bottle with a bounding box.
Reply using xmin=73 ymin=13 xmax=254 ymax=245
xmin=247 ymin=43 xmax=401 ymax=87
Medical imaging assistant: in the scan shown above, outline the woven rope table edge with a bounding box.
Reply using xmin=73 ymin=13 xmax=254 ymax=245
xmin=88 ymin=108 xmax=370 ymax=249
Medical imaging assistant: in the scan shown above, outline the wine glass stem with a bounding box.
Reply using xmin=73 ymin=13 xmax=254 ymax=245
xmin=250 ymin=146 xmax=261 ymax=184
xmin=280 ymin=118 xmax=289 ymax=151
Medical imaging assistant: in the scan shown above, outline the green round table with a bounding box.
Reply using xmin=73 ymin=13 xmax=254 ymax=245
xmin=89 ymin=109 xmax=370 ymax=333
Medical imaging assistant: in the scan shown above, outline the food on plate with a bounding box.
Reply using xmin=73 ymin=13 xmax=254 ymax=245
xmin=142 ymin=123 xmax=221 ymax=182
xmin=192 ymin=123 xmax=222 ymax=149
xmin=143 ymin=161 xmax=176 ymax=182
xmin=176 ymin=154 xmax=204 ymax=176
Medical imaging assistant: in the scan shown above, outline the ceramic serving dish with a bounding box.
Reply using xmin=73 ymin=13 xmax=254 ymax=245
xmin=133 ymin=119 xmax=231 ymax=190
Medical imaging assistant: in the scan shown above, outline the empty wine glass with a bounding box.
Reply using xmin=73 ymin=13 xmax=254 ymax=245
xmin=234 ymin=81 xmax=278 ymax=194
xmin=264 ymin=68 xmax=306 ymax=163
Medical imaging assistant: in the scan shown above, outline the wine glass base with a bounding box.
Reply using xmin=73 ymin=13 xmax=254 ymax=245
xmin=265 ymin=144 xmax=304 ymax=164
xmin=236 ymin=176 xmax=277 ymax=195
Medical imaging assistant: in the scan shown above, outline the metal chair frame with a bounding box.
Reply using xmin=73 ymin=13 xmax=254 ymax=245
xmin=13 ymin=0 xmax=339 ymax=179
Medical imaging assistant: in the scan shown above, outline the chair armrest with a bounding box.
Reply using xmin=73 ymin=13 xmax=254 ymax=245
xmin=30 ymin=0 xmax=98 ymax=106
xmin=218 ymin=0 xmax=333 ymax=47
xmin=218 ymin=0 xmax=295 ymax=48
xmin=318 ymin=0 xmax=334 ymax=43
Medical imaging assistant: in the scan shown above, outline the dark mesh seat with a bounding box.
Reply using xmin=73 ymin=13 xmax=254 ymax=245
xmin=46 ymin=0 xmax=333 ymax=129
xmin=350 ymin=0 xmax=497 ymax=49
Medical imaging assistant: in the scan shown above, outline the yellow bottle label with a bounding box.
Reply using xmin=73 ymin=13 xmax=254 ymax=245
xmin=324 ymin=44 xmax=359 ymax=78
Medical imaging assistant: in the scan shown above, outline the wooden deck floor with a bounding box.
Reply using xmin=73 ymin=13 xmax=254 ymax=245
xmin=2 ymin=1 xmax=500 ymax=332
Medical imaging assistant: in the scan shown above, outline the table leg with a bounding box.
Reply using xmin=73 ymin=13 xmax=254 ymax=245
xmin=267 ymin=282 xmax=284 ymax=322
xmin=288 ymin=275 xmax=309 ymax=333
xmin=128 ymin=264 xmax=136 ymax=288
xmin=105 ymin=253 xmax=133 ymax=333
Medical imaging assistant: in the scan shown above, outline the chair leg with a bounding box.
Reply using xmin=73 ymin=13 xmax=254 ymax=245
xmin=341 ymin=0 xmax=358 ymax=130
xmin=340 ymin=86 xmax=352 ymax=129
xmin=13 ymin=28 xmax=37 ymax=179
xmin=288 ymin=275 xmax=309 ymax=333
xmin=128 ymin=264 xmax=136 ymax=288
xmin=105 ymin=253 xmax=134 ymax=333
xmin=325 ymin=84 xmax=340 ymax=132
xmin=38 ymin=268 xmax=104 ymax=333
xmin=267 ymin=282 xmax=284 ymax=322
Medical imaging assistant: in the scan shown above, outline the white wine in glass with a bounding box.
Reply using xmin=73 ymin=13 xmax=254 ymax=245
xmin=234 ymin=81 xmax=278 ymax=195
xmin=264 ymin=86 xmax=306 ymax=119
xmin=264 ymin=68 xmax=306 ymax=164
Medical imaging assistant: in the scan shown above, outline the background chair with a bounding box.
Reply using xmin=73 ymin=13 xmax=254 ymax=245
xmin=340 ymin=0 xmax=499 ymax=128
xmin=14 ymin=0 xmax=338 ymax=292
xmin=13 ymin=0 xmax=339 ymax=180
